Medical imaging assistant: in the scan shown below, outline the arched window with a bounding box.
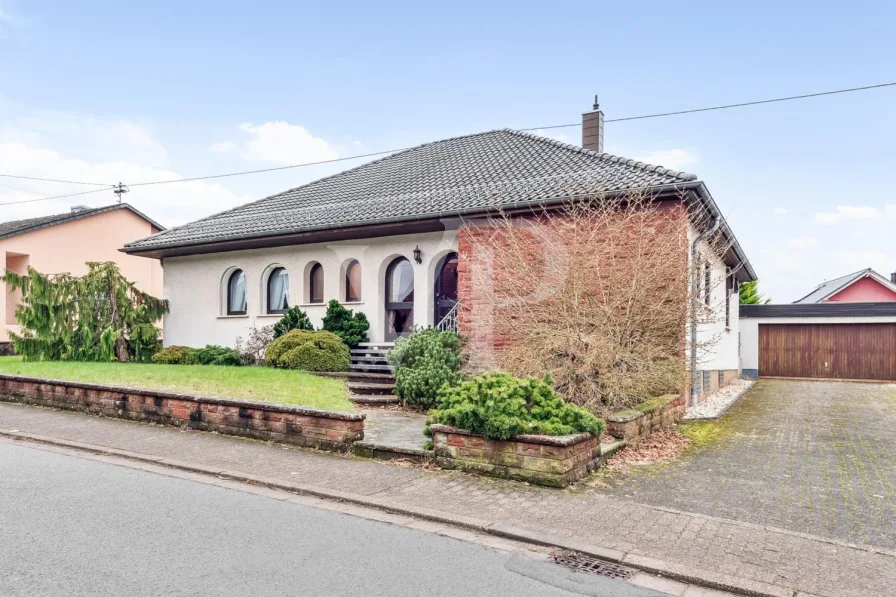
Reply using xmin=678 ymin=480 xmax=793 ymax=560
xmin=227 ymin=269 xmax=247 ymax=315
xmin=309 ymin=263 xmax=324 ymax=304
xmin=267 ymin=267 xmax=290 ymax=314
xmin=385 ymin=257 xmax=414 ymax=340
xmin=345 ymin=260 xmax=361 ymax=302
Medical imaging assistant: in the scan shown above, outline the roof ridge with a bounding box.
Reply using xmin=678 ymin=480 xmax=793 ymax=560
xmin=502 ymin=128 xmax=700 ymax=182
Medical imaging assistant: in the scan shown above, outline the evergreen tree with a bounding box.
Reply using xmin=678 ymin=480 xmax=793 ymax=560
xmin=3 ymin=262 xmax=168 ymax=362
xmin=739 ymin=280 xmax=771 ymax=305
xmin=272 ymin=306 xmax=314 ymax=338
xmin=321 ymin=299 xmax=369 ymax=347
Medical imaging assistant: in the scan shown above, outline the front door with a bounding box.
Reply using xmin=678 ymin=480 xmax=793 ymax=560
xmin=434 ymin=252 xmax=458 ymax=326
xmin=385 ymin=257 xmax=414 ymax=341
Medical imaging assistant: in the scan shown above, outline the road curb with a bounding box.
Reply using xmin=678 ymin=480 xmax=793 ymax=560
xmin=0 ymin=426 xmax=813 ymax=597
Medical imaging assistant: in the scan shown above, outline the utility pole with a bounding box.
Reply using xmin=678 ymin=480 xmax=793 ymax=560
xmin=112 ymin=182 xmax=129 ymax=203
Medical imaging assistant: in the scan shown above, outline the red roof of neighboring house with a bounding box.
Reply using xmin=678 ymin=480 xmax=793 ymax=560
xmin=794 ymin=268 xmax=896 ymax=303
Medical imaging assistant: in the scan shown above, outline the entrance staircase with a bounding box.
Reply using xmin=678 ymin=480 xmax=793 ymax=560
xmin=347 ymin=342 xmax=397 ymax=405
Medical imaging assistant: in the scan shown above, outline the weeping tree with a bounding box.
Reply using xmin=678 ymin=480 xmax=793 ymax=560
xmin=3 ymin=262 xmax=169 ymax=362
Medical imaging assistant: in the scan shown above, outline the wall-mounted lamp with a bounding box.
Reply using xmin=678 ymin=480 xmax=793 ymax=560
xmin=413 ymin=245 xmax=422 ymax=264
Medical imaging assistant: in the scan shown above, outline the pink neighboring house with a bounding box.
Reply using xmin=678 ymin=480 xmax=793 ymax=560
xmin=1 ymin=204 xmax=165 ymax=343
xmin=794 ymin=268 xmax=896 ymax=303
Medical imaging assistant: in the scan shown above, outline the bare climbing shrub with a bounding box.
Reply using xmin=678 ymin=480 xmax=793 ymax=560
xmin=463 ymin=189 xmax=733 ymax=416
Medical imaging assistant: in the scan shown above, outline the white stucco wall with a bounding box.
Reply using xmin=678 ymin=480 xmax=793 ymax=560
xmin=688 ymin=224 xmax=740 ymax=373
xmin=739 ymin=315 xmax=896 ymax=375
xmin=161 ymin=230 xmax=458 ymax=348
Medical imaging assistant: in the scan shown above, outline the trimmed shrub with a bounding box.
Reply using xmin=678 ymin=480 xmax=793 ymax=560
xmin=273 ymin=306 xmax=314 ymax=339
xmin=427 ymin=372 xmax=604 ymax=440
xmin=321 ymin=300 xmax=369 ymax=347
xmin=387 ymin=328 xmax=464 ymax=409
xmin=265 ymin=330 xmax=350 ymax=372
xmin=151 ymin=345 xmax=199 ymax=365
xmin=196 ymin=345 xmax=243 ymax=367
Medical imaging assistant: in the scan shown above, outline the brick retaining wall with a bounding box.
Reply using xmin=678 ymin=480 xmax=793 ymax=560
xmin=429 ymin=424 xmax=600 ymax=487
xmin=605 ymin=393 xmax=685 ymax=443
xmin=0 ymin=374 xmax=365 ymax=451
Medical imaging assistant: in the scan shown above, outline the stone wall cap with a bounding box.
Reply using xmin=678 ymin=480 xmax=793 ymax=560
xmin=428 ymin=424 xmax=594 ymax=446
xmin=0 ymin=373 xmax=365 ymax=421
xmin=607 ymin=393 xmax=681 ymax=422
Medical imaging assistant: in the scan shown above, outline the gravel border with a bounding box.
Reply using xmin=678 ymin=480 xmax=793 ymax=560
xmin=682 ymin=379 xmax=756 ymax=421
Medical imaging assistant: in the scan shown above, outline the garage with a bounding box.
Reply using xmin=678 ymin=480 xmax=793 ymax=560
xmin=740 ymin=303 xmax=896 ymax=381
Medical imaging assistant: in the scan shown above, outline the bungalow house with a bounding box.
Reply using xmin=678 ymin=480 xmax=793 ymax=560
xmin=793 ymin=268 xmax=896 ymax=303
xmin=1 ymin=203 xmax=164 ymax=348
xmin=123 ymin=102 xmax=756 ymax=400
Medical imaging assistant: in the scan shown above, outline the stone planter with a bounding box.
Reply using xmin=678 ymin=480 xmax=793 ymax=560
xmin=605 ymin=393 xmax=684 ymax=444
xmin=429 ymin=424 xmax=601 ymax=488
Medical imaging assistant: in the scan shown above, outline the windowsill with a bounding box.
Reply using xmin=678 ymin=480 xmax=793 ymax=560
xmin=725 ymin=326 xmax=732 ymax=332
xmin=257 ymin=314 xmax=285 ymax=318
xmin=342 ymin=301 xmax=364 ymax=306
xmin=217 ymin=314 xmax=249 ymax=319
xmin=299 ymin=303 xmax=327 ymax=307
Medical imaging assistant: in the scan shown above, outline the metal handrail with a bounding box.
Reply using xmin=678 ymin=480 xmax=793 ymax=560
xmin=436 ymin=302 xmax=460 ymax=333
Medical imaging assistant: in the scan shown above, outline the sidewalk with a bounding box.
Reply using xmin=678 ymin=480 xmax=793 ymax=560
xmin=1 ymin=402 xmax=893 ymax=597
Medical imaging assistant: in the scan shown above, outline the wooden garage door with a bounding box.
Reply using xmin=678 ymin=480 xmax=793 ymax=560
xmin=759 ymin=323 xmax=896 ymax=380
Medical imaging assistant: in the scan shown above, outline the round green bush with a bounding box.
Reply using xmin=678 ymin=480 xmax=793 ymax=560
xmin=196 ymin=345 xmax=243 ymax=366
xmin=151 ymin=345 xmax=199 ymax=365
xmin=387 ymin=328 xmax=464 ymax=409
xmin=264 ymin=330 xmax=350 ymax=372
xmin=427 ymin=372 xmax=604 ymax=440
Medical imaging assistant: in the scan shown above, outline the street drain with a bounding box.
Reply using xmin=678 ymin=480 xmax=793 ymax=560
xmin=551 ymin=551 xmax=634 ymax=580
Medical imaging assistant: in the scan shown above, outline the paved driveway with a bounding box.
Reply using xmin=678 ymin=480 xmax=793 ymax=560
xmin=596 ymin=379 xmax=896 ymax=549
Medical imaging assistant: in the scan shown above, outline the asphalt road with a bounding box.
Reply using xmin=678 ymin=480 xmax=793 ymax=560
xmin=0 ymin=442 xmax=665 ymax=597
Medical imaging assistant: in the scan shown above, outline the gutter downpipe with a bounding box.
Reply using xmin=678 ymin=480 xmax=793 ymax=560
xmin=690 ymin=215 xmax=720 ymax=408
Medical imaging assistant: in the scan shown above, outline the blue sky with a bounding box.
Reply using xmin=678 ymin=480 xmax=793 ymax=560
xmin=1 ymin=0 xmax=894 ymax=301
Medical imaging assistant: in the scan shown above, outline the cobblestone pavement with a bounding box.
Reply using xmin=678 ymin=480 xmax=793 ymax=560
xmin=595 ymin=380 xmax=896 ymax=550
xmin=1 ymin=400 xmax=894 ymax=597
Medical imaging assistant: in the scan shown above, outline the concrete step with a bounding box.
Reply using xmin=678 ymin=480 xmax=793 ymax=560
xmin=350 ymin=355 xmax=390 ymax=363
xmin=350 ymin=363 xmax=394 ymax=373
xmin=347 ymin=381 xmax=396 ymax=395
xmin=350 ymin=348 xmax=392 ymax=356
xmin=313 ymin=371 xmax=395 ymax=383
xmin=348 ymin=394 xmax=400 ymax=406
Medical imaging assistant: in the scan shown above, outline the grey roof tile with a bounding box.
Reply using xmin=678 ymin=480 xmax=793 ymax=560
xmin=0 ymin=203 xmax=165 ymax=241
xmin=124 ymin=129 xmax=698 ymax=251
xmin=793 ymin=268 xmax=896 ymax=303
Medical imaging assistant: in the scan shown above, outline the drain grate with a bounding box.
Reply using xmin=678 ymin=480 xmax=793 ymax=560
xmin=551 ymin=551 xmax=634 ymax=580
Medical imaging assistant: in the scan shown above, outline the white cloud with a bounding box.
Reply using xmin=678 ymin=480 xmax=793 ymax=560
xmin=210 ymin=141 xmax=236 ymax=153
xmin=772 ymin=207 xmax=788 ymax=215
xmin=787 ymin=236 xmax=818 ymax=249
xmin=812 ymin=205 xmax=880 ymax=225
xmin=238 ymin=121 xmax=337 ymax=165
xmin=633 ymin=148 xmax=699 ymax=172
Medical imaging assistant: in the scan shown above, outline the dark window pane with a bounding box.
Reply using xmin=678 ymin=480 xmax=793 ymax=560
xmin=310 ymin=263 xmax=324 ymax=303
xmin=267 ymin=267 xmax=289 ymax=313
xmin=228 ymin=269 xmax=246 ymax=315
xmin=345 ymin=261 xmax=361 ymax=302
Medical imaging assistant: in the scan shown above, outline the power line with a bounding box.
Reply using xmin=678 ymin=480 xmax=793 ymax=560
xmin=0 ymin=173 xmax=113 ymax=187
xmin=3 ymin=79 xmax=895 ymax=202
xmin=527 ymin=80 xmax=896 ymax=130
xmin=0 ymin=187 xmax=112 ymax=206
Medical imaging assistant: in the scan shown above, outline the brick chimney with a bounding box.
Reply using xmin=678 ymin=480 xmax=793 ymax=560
xmin=581 ymin=95 xmax=604 ymax=153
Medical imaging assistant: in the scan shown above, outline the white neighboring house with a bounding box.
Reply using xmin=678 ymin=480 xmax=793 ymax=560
xmin=123 ymin=104 xmax=755 ymax=401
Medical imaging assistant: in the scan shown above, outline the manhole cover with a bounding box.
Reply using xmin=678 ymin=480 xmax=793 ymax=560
xmin=551 ymin=551 xmax=634 ymax=580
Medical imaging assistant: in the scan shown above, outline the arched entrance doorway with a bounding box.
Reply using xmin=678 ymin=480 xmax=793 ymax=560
xmin=434 ymin=252 xmax=458 ymax=328
xmin=385 ymin=257 xmax=414 ymax=341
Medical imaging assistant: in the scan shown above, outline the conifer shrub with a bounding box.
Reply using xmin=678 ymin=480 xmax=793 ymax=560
xmin=387 ymin=328 xmax=464 ymax=409
xmin=272 ymin=306 xmax=314 ymax=339
xmin=265 ymin=330 xmax=350 ymax=372
xmin=195 ymin=345 xmax=243 ymax=366
xmin=321 ymin=300 xmax=369 ymax=347
xmin=151 ymin=345 xmax=199 ymax=365
xmin=426 ymin=372 xmax=604 ymax=440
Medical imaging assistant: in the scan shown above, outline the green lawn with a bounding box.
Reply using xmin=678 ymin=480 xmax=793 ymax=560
xmin=0 ymin=356 xmax=352 ymax=411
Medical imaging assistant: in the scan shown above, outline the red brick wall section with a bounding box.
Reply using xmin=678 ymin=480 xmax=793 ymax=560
xmin=0 ymin=374 xmax=364 ymax=451
xmin=429 ymin=424 xmax=601 ymax=487
xmin=457 ymin=199 xmax=690 ymax=370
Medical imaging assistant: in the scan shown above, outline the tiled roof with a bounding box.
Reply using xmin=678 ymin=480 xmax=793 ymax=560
xmin=124 ymin=129 xmax=698 ymax=251
xmin=793 ymin=268 xmax=896 ymax=303
xmin=0 ymin=204 xmax=165 ymax=241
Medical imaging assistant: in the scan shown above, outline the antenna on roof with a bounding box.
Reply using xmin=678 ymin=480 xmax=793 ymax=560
xmin=112 ymin=182 xmax=129 ymax=204
xmin=593 ymin=94 xmax=600 ymax=110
